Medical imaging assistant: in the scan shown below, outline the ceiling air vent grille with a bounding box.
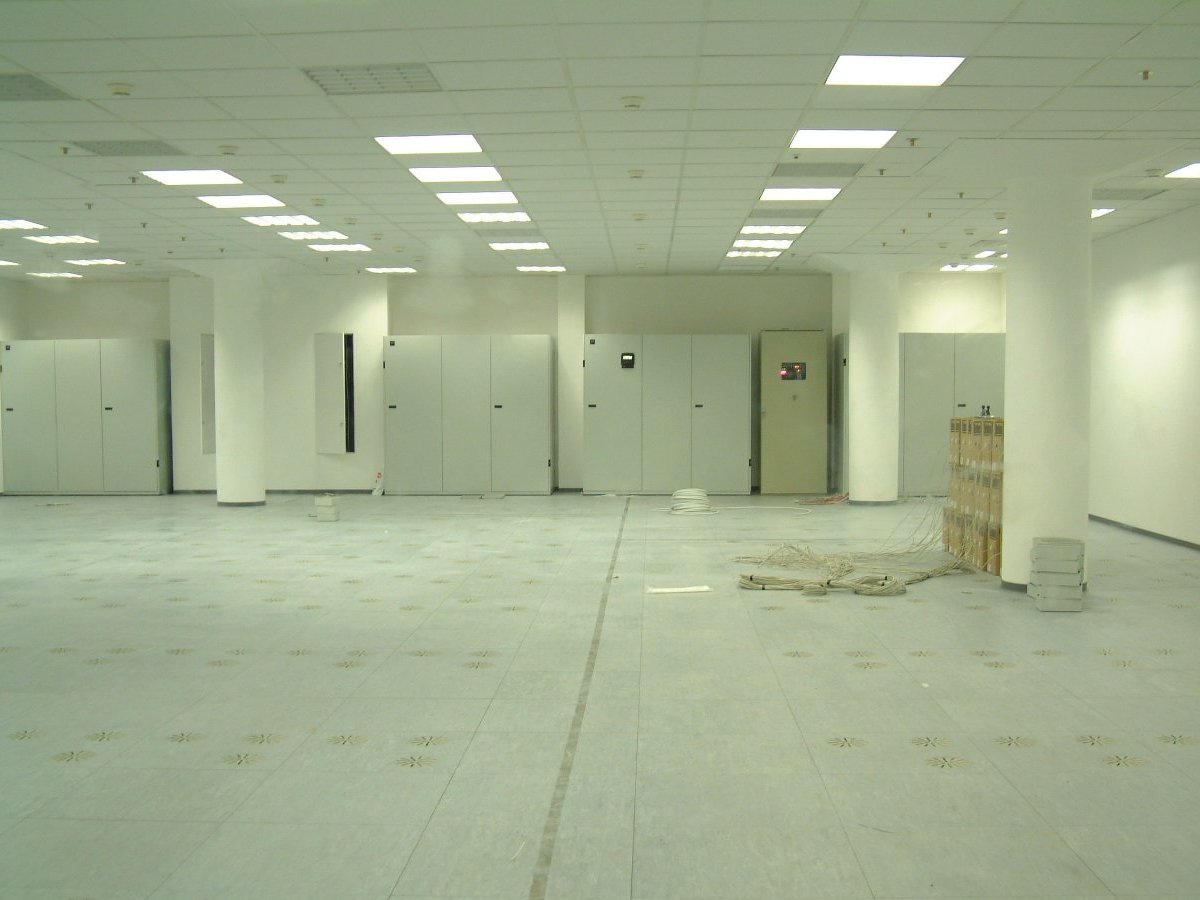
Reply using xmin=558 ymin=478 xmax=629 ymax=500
xmin=303 ymin=63 xmax=442 ymax=95
xmin=0 ymin=73 xmax=74 ymax=101
xmin=69 ymin=140 xmax=184 ymax=156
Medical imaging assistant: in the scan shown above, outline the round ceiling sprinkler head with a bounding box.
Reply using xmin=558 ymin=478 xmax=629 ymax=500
xmin=108 ymin=82 xmax=134 ymax=97
xmin=628 ymin=168 xmax=645 ymax=179
xmin=621 ymin=95 xmax=644 ymax=110
xmin=218 ymin=145 xmax=238 ymax=156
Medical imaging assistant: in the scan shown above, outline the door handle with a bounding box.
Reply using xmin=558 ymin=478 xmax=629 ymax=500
xmin=587 ymin=403 xmax=597 ymax=408
xmin=694 ymin=404 xmax=704 ymax=408
xmin=104 ymin=406 xmax=114 ymax=411
xmin=388 ymin=404 xmax=397 ymax=409
xmin=494 ymin=404 xmax=503 ymax=409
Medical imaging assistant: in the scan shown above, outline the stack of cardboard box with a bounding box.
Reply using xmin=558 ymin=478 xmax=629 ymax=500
xmin=944 ymin=417 xmax=1003 ymax=574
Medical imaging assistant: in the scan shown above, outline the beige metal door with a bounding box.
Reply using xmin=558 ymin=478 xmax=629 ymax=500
xmin=759 ymin=330 xmax=828 ymax=494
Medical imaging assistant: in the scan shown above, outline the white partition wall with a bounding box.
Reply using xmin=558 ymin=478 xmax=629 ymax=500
xmin=583 ymin=333 xmax=751 ymax=495
xmin=0 ymin=339 xmax=171 ymax=495
xmin=384 ymin=334 xmax=553 ymax=495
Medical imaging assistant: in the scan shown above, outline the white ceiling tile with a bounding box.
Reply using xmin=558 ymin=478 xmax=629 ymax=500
xmin=571 ymin=87 xmax=696 ymax=110
xmin=175 ymin=68 xmax=326 ymax=98
xmin=952 ymin=56 xmax=1096 ymax=86
xmin=581 ymin=111 xmax=693 ymax=132
xmin=1011 ymin=0 xmax=1179 ymax=24
xmin=1044 ymin=86 xmax=1185 ymax=111
xmin=267 ymin=31 xmax=425 ymax=67
xmin=126 ymin=36 xmax=294 ymax=69
xmin=1119 ymin=109 xmax=1200 ymax=131
xmin=433 ymin=60 xmax=566 ymax=90
xmin=842 ymin=20 xmax=998 ymax=55
xmin=568 ymin=58 xmax=698 ymax=87
xmin=451 ymin=89 xmax=574 ymax=114
xmin=977 ymin=23 xmax=1143 ymax=57
xmin=700 ymin=21 xmax=850 ymax=55
xmin=859 ymin=0 xmax=1022 ymax=21
xmin=68 ymin=1 xmax=258 ymax=37
xmin=688 ymin=110 xmax=803 ymax=131
xmin=557 ymin=23 xmax=704 ymax=57
xmin=924 ymin=86 xmax=1060 ymax=110
xmin=1158 ymin=86 xmax=1200 ymax=110
xmin=139 ymin=121 xmax=263 ymax=140
xmin=697 ymin=55 xmax=832 ymax=85
xmin=1117 ymin=24 xmax=1200 ymax=56
xmin=1009 ymin=109 xmax=1140 ymax=130
xmin=333 ymin=96 xmax=463 ymax=119
xmin=246 ymin=119 xmax=365 ymax=139
xmin=469 ymin=113 xmax=580 ymax=134
xmin=0 ymin=40 xmax=160 ymax=73
xmin=584 ymin=132 xmax=688 ymax=149
xmin=1077 ymin=58 xmax=1200 ymax=87
xmin=812 ymin=86 xmax=937 ymax=111
xmin=897 ymin=110 xmax=1020 ymax=131
xmin=687 ymin=130 xmax=792 ymax=148
xmin=92 ymin=98 xmax=232 ymax=121
xmin=212 ymin=97 xmax=342 ymax=119
xmin=37 ymin=71 xmax=201 ymax=101
xmin=0 ymin=102 xmax=117 ymax=124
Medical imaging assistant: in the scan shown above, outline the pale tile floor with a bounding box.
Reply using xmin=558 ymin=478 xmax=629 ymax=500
xmin=0 ymin=492 xmax=1197 ymax=900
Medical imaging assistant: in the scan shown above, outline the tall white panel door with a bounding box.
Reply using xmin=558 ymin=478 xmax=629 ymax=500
xmin=1 ymin=340 xmax=58 ymax=493
xmin=641 ymin=335 xmax=692 ymax=492
xmin=583 ymin=334 xmax=642 ymax=494
xmin=900 ymin=333 xmax=955 ymax=495
xmin=954 ymin=334 xmax=1005 ymax=418
xmin=314 ymin=333 xmax=347 ymax=454
xmin=383 ymin=336 xmax=442 ymax=494
xmin=441 ymin=335 xmax=491 ymax=494
xmin=760 ymin=330 xmax=828 ymax=494
xmin=55 ymin=340 xmax=104 ymax=493
xmin=100 ymin=339 xmax=163 ymax=493
xmin=491 ymin=335 xmax=552 ymax=494
xmin=690 ymin=334 xmax=751 ymax=494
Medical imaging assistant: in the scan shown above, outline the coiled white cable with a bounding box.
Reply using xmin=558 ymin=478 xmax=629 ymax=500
xmin=668 ymin=488 xmax=718 ymax=514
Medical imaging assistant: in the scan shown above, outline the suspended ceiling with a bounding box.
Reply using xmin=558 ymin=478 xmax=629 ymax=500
xmin=1 ymin=0 xmax=1198 ymax=280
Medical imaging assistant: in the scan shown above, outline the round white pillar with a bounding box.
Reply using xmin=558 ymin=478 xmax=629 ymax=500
xmin=846 ymin=270 xmax=900 ymax=502
xmin=211 ymin=265 xmax=267 ymax=505
xmin=1001 ymin=176 xmax=1091 ymax=584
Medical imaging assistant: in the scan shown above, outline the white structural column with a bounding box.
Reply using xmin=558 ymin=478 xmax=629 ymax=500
xmin=556 ymin=274 xmax=586 ymax=489
xmin=210 ymin=262 xmax=269 ymax=505
xmin=1002 ymin=176 xmax=1092 ymax=584
xmin=843 ymin=270 xmax=901 ymax=502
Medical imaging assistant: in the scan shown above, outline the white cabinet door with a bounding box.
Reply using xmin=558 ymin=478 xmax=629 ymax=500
xmin=583 ymin=334 xmax=642 ymax=493
xmin=641 ymin=335 xmax=692 ymax=492
xmin=690 ymin=334 xmax=751 ymax=494
xmin=1 ymin=340 xmax=58 ymax=493
xmin=490 ymin=335 xmax=552 ymax=494
xmin=55 ymin=340 xmax=104 ymax=493
xmin=954 ymin=333 xmax=1005 ymax=418
xmin=900 ymin=333 xmax=955 ymax=496
xmin=383 ymin=336 xmax=442 ymax=494
xmin=760 ymin=330 xmax=828 ymax=494
xmin=100 ymin=339 xmax=162 ymax=493
xmin=314 ymin=333 xmax=347 ymax=454
xmin=441 ymin=335 xmax=491 ymax=494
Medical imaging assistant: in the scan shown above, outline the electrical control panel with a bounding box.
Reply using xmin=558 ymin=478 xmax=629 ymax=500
xmin=779 ymin=361 xmax=806 ymax=380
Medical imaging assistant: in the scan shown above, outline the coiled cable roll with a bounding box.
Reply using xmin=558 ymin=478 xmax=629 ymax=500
xmin=668 ymin=488 xmax=717 ymax=514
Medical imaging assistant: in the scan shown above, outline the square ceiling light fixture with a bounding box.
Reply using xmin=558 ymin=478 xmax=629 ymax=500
xmin=0 ymin=259 xmax=19 ymax=265
xmin=197 ymin=194 xmax=284 ymax=209
xmin=437 ymin=191 xmax=517 ymax=205
xmin=28 ymin=271 xmax=83 ymax=278
xmin=458 ymin=211 xmax=531 ymax=223
xmin=410 ymin=166 xmax=501 ymax=183
xmin=1091 ymin=208 xmax=1115 ymax=218
xmin=790 ymin=129 xmax=896 ymax=149
xmin=741 ymin=225 xmax=806 ymax=235
xmin=827 ymin=55 xmax=964 ymax=86
xmin=1165 ymin=163 xmax=1200 ymax=178
xmin=365 ymin=267 xmax=416 ymax=273
xmin=760 ymin=188 xmax=841 ymax=202
xmin=733 ymin=239 xmax=792 ymax=249
xmin=0 ymin=219 xmax=45 ymax=229
xmin=375 ymin=134 xmax=482 ymax=154
xmin=242 ymin=215 xmax=319 ymax=226
xmin=65 ymin=258 xmax=125 ymax=265
xmin=490 ymin=242 xmax=549 ymax=251
xmin=517 ymin=266 xmax=565 ymax=272
xmin=308 ymin=243 xmax=371 ymax=251
xmin=142 ymin=169 xmax=241 ymax=186
xmin=727 ymin=250 xmax=782 ymax=258
xmin=24 ymin=234 xmax=97 ymax=244
xmin=278 ymin=231 xmax=347 ymax=240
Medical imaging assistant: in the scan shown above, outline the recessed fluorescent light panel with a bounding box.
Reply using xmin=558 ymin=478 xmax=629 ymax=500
xmin=308 ymin=243 xmax=371 ymax=252
xmin=0 ymin=219 xmax=45 ymax=229
xmin=28 ymin=272 xmax=83 ymax=278
xmin=790 ymin=129 xmax=896 ymax=149
xmin=999 ymin=228 xmax=1009 ymax=235
xmin=65 ymin=258 xmax=125 ymax=266
xmin=733 ymin=239 xmax=792 ymax=250
xmin=516 ymin=266 xmax=565 ymax=272
xmin=489 ymin=242 xmax=549 ymax=251
xmin=278 ymin=231 xmax=348 ymax=240
xmin=1091 ymin=208 xmax=1114 ymax=218
xmin=741 ymin=225 xmax=806 ymax=235
xmin=243 ymin=215 xmax=320 ymax=226
xmin=365 ymin=267 xmax=416 ymax=274
xmin=827 ymin=55 xmax=964 ymax=86
xmin=142 ymin=169 xmax=241 ymax=186
xmin=974 ymin=250 xmax=996 ymax=259
xmin=409 ymin=166 xmax=501 ymax=183
xmin=458 ymin=212 xmax=531 ymax=223
xmin=1165 ymin=163 xmax=1200 ymax=178
xmin=727 ymin=250 xmax=782 ymax=258
xmin=436 ymin=191 xmax=517 ymax=206
xmin=375 ymin=134 xmax=482 ymax=155
xmin=24 ymin=234 xmax=98 ymax=244
xmin=760 ymin=188 xmax=841 ymax=202
xmin=197 ymin=194 xmax=284 ymax=209
xmin=942 ymin=263 xmax=995 ymax=272
xmin=0 ymin=260 xmax=18 ymax=265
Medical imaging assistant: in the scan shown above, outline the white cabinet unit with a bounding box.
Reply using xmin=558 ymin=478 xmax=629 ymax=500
xmin=1 ymin=339 xmax=171 ymax=495
xmin=384 ymin=334 xmax=553 ymax=495
xmin=583 ymin=333 xmax=751 ymax=495
xmin=758 ymin=330 xmax=828 ymax=494
xmin=899 ymin=332 xmax=1004 ymax=496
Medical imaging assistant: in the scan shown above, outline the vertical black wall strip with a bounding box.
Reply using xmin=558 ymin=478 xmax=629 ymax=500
xmin=343 ymin=333 xmax=356 ymax=453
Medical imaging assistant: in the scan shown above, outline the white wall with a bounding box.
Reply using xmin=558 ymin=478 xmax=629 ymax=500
xmin=19 ymin=280 xmax=169 ymax=339
xmin=899 ymin=271 xmax=1006 ymax=333
xmin=1091 ymin=205 xmax=1200 ymax=546
xmin=0 ymin=280 xmax=25 ymax=338
xmin=168 ymin=277 xmax=215 ymax=491
xmin=389 ymin=275 xmax=557 ymax=334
